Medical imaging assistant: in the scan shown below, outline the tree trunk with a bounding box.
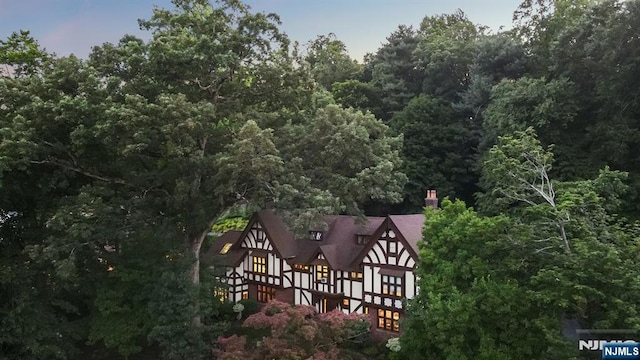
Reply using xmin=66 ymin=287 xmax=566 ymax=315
xmin=189 ymin=216 xmax=219 ymax=326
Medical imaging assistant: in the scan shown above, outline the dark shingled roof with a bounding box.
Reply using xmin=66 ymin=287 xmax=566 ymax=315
xmin=255 ymin=210 xmax=297 ymax=258
xmin=204 ymin=211 xmax=425 ymax=272
xmin=203 ymin=230 xmax=245 ymax=267
xmin=293 ymin=215 xmax=385 ymax=270
xmin=389 ymin=214 xmax=426 ymax=252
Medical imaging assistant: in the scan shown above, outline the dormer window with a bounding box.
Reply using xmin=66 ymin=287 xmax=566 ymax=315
xmin=357 ymin=235 xmax=369 ymax=245
xmin=309 ymin=231 xmax=323 ymax=241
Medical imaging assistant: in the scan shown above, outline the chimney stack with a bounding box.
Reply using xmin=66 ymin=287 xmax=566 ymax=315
xmin=425 ymin=190 xmax=438 ymax=209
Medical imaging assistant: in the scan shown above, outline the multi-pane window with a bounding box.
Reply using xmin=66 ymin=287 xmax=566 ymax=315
xmin=377 ymin=309 xmax=400 ymax=332
xmin=316 ymin=265 xmax=329 ymax=282
xmin=357 ymin=235 xmax=369 ymax=245
xmin=309 ymin=231 xmax=323 ymax=241
xmin=293 ymin=264 xmax=310 ymax=272
xmin=252 ymin=256 xmax=266 ymax=273
xmin=214 ymin=288 xmax=228 ymax=302
xmin=257 ymin=285 xmax=275 ymax=303
xmin=350 ymin=271 xmax=363 ymax=280
xmin=382 ymin=275 xmax=403 ymax=297
xmin=388 ymin=240 xmax=397 ymax=256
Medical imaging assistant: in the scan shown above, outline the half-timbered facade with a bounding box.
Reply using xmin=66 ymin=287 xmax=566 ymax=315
xmin=205 ymin=191 xmax=438 ymax=332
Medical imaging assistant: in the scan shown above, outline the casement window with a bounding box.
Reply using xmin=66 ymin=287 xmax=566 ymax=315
xmin=214 ymin=288 xmax=228 ymax=302
xmin=342 ymin=298 xmax=350 ymax=308
xmin=293 ymin=264 xmax=311 ymax=272
xmin=316 ymin=265 xmax=329 ymax=282
xmin=377 ymin=309 xmax=400 ymax=332
xmin=257 ymin=285 xmax=276 ymax=303
xmin=252 ymin=255 xmax=266 ymax=273
xmin=255 ymin=229 xmax=266 ymax=243
xmin=388 ymin=240 xmax=397 ymax=256
xmin=350 ymin=271 xmax=363 ymax=280
xmin=382 ymin=275 xmax=403 ymax=297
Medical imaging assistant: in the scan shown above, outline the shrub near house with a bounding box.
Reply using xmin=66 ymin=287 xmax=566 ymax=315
xmin=213 ymin=300 xmax=372 ymax=360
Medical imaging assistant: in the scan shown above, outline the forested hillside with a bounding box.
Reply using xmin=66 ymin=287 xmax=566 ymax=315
xmin=1 ymin=0 xmax=640 ymax=359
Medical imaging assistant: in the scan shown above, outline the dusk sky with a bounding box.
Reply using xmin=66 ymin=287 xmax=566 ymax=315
xmin=0 ymin=0 xmax=523 ymax=62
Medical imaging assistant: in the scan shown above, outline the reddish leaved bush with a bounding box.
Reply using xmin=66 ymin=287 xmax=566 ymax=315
xmin=214 ymin=300 xmax=372 ymax=360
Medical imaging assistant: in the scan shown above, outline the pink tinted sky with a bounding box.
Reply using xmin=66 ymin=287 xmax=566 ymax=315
xmin=0 ymin=0 xmax=523 ymax=62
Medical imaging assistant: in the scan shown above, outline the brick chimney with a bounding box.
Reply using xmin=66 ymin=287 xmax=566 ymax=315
xmin=425 ymin=190 xmax=438 ymax=209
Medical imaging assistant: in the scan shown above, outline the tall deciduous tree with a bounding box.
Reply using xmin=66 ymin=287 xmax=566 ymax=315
xmin=304 ymin=33 xmax=361 ymax=91
xmin=0 ymin=1 xmax=407 ymax=358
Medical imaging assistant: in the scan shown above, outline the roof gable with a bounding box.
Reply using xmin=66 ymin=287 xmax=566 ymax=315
xmin=350 ymin=214 xmax=425 ymax=267
xmin=239 ymin=210 xmax=297 ymax=259
xmin=388 ymin=214 xmax=425 ymax=253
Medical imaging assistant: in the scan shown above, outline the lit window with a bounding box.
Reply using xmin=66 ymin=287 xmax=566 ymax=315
xmin=257 ymin=285 xmax=275 ymax=303
xmin=220 ymin=243 xmax=233 ymax=254
xmin=377 ymin=309 xmax=400 ymax=332
xmin=294 ymin=264 xmax=310 ymax=272
xmin=342 ymin=298 xmax=350 ymax=308
xmin=316 ymin=265 xmax=329 ymax=281
xmin=364 ymin=307 xmax=369 ymax=315
xmin=242 ymin=291 xmax=248 ymax=300
xmin=382 ymin=275 xmax=403 ymax=297
xmin=214 ymin=288 xmax=228 ymax=302
xmin=350 ymin=271 xmax=363 ymax=280
xmin=252 ymin=256 xmax=266 ymax=273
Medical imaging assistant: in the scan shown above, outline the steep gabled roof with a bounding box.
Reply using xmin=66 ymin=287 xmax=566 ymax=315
xmin=254 ymin=210 xmax=297 ymax=258
xmin=206 ymin=211 xmax=425 ymax=272
xmin=203 ymin=230 xmax=246 ymax=267
xmin=389 ymin=214 xmax=426 ymax=253
xmin=350 ymin=214 xmax=426 ymax=267
xmin=279 ymin=214 xmax=386 ymax=270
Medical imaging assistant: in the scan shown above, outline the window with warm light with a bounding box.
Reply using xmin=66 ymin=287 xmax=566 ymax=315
xmin=257 ymin=285 xmax=275 ymax=303
xmin=382 ymin=275 xmax=403 ymax=297
xmin=252 ymin=256 xmax=266 ymax=273
xmin=242 ymin=291 xmax=248 ymax=300
xmin=293 ymin=264 xmax=310 ymax=272
xmin=214 ymin=288 xmax=228 ymax=302
xmin=377 ymin=309 xmax=400 ymax=332
xmin=342 ymin=298 xmax=350 ymax=308
xmin=316 ymin=265 xmax=329 ymax=281
xmin=220 ymin=243 xmax=233 ymax=254
xmin=350 ymin=271 xmax=363 ymax=280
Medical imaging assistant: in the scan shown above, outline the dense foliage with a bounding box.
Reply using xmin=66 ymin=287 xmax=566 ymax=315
xmin=214 ymin=301 xmax=372 ymax=360
xmin=3 ymin=0 xmax=640 ymax=359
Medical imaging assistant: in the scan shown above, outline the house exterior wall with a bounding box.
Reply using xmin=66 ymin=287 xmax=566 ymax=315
xmin=219 ymin=214 xmax=422 ymax=334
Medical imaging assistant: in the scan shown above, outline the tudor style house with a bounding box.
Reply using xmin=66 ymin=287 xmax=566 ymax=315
xmin=205 ymin=191 xmax=438 ymax=332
